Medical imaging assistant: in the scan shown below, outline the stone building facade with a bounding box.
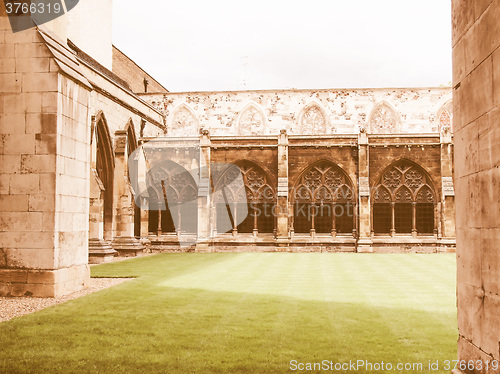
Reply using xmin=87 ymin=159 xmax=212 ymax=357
xmin=0 ymin=3 xmax=454 ymax=292
xmin=137 ymin=88 xmax=455 ymax=254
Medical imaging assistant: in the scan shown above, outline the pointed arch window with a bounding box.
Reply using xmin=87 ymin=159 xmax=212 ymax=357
xmin=372 ymin=161 xmax=436 ymax=236
xmin=213 ymin=162 xmax=276 ymax=235
xmin=147 ymin=161 xmax=198 ymax=235
xmin=292 ymin=161 xmax=355 ymax=236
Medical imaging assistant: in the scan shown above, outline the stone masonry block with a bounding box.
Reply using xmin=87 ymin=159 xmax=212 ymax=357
xmin=0 ymin=113 xmax=26 ymax=134
xmin=22 ymin=72 xmax=58 ymax=92
xmin=456 ymin=228 xmax=482 ymax=288
xmin=481 ymin=228 xmax=500 ymax=296
xmin=9 ymin=173 xmax=39 ymax=194
xmin=0 ymin=194 xmax=28 ymax=212
xmin=4 ymin=246 xmax=55 ymax=268
xmin=0 ymin=155 xmax=21 ymax=173
xmin=15 ymin=58 xmax=50 ymax=73
xmin=28 ymin=194 xmax=55 ymax=212
xmin=0 ymin=73 xmax=21 ymax=93
xmin=0 ymin=58 xmax=15 ymax=73
xmin=0 ymin=212 xmax=43 ymax=231
xmin=479 ymin=168 xmax=500 ymax=230
xmin=452 ymin=0 xmax=475 ymax=45
xmin=478 ymin=108 xmax=500 ymax=171
xmin=21 ymin=154 xmax=56 ymax=173
xmin=3 ymin=133 xmax=35 ymax=154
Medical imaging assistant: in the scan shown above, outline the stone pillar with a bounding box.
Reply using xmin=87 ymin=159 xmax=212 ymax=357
xmin=453 ymin=1 xmax=500 ymax=371
xmin=357 ymin=131 xmax=373 ymax=252
xmin=0 ymin=19 xmax=92 ymax=296
xmin=196 ymin=130 xmax=211 ymax=252
xmin=440 ymin=132 xmax=456 ymax=239
xmin=276 ymin=130 xmax=289 ymax=250
xmin=111 ymin=130 xmax=144 ymax=256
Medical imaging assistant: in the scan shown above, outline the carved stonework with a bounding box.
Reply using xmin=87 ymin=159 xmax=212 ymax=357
xmin=370 ymin=103 xmax=398 ymax=134
xmin=439 ymin=101 xmax=453 ymax=134
xmin=294 ymin=161 xmax=354 ymax=203
xmin=238 ymin=107 xmax=266 ymax=136
xmin=300 ymin=106 xmax=326 ymax=135
xmin=214 ymin=162 xmax=275 ymax=204
xmin=170 ymin=106 xmax=198 ymax=136
xmin=147 ymin=162 xmax=198 ymax=205
xmin=374 ymin=162 xmax=435 ymax=203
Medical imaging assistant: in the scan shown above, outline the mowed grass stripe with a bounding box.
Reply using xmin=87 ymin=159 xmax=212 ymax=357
xmin=0 ymin=253 xmax=457 ymax=373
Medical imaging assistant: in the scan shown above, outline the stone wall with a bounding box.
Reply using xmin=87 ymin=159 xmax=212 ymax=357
xmin=453 ymin=0 xmax=500 ymax=372
xmin=0 ymin=10 xmax=91 ymax=297
xmin=143 ymin=87 xmax=452 ymax=136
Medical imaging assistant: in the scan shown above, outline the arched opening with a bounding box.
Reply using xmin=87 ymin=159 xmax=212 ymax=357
xmin=213 ymin=161 xmax=276 ymax=235
xmin=369 ymin=101 xmax=400 ymax=134
xmin=146 ymin=161 xmax=198 ymax=235
xmin=125 ymin=120 xmax=141 ymax=238
xmin=372 ymin=160 xmax=436 ymax=236
xmin=95 ymin=113 xmax=115 ymax=240
xmin=292 ymin=160 xmax=355 ymax=236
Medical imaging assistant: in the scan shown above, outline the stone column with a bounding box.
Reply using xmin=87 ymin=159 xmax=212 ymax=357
xmin=111 ymin=130 xmax=144 ymax=256
xmin=357 ymin=131 xmax=373 ymax=252
xmin=411 ymin=202 xmax=417 ymax=238
xmin=196 ymin=130 xmax=212 ymax=252
xmin=276 ymin=130 xmax=289 ymax=250
xmin=440 ymin=131 xmax=456 ymax=239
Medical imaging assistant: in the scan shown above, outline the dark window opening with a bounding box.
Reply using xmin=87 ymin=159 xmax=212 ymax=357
xmin=395 ymin=203 xmax=412 ymax=233
xmin=335 ymin=203 xmax=354 ymax=234
xmin=373 ymin=203 xmax=391 ymax=234
xmin=416 ymin=203 xmax=434 ymax=234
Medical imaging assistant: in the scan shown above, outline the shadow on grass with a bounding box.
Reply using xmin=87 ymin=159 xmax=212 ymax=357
xmin=0 ymin=282 xmax=457 ymax=374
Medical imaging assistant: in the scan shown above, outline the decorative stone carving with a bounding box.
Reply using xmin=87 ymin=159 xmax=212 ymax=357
xmin=238 ymin=106 xmax=266 ymax=136
xmin=300 ymin=105 xmax=326 ymax=135
xmin=294 ymin=161 xmax=354 ymax=203
xmin=374 ymin=161 xmax=435 ymax=203
xmin=370 ymin=103 xmax=399 ymax=134
xmin=170 ymin=105 xmax=198 ymax=136
xmin=214 ymin=162 xmax=275 ymax=203
xmin=438 ymin=101 xmax=453 ymax=134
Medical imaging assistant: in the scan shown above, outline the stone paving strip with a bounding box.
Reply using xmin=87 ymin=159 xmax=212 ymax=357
xmin=0 ymin=278 xmax=131 ymax=323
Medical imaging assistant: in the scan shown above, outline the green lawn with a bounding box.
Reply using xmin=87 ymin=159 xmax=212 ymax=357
xmin=0 ymin=253 xmax=457 ymax=373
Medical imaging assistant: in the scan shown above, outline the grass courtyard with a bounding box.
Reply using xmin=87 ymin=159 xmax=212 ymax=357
xmin=0 ymin=253 xmax=457 ymax=373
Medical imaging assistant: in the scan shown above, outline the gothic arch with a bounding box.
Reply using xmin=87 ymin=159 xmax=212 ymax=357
xmin=168 ymin=103 xmax=199 ymax=136
xmin=292 ymin=160 xmax=355 ymax=204
xmin=236 ymin=102 xmax=268 ymax=136
xmin=125 ymin=119 xmax=138 ymax=156
xmin=94 ymin=111 xmax=115 ymax=239
xmin=436 ymin=100 xmax=453 ymax=134
xmin=292 ymin=160 xmax=355 ymax=235
xmin=213 ymin=161 xmax=276 ymax=234
xmin=297 ymin=100 xmax=329 ymax=135
xmin=372 ymin=159 xmax=437 ymax=235
xmin=146 ymin=160 xmax=199 ymax=234
xmin=368 ymin=101 xmax=401 ymax=134
xmin=373 ymin=159 xmax=436 ymax=202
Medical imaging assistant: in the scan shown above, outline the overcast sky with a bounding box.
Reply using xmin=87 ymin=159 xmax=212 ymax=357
xmin=112 ymin=0 xmax=452 ymax=92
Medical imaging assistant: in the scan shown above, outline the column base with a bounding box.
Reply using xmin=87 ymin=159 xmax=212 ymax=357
xmin=112 ymin=236 xmax=145 ymax=257
xmin=89 ymin=238 xmax=117 ymax=264
xmin=357 ymin=238 xmax=373 ymax=253
xmin=0 ymin=265 xmax=90 ymax=298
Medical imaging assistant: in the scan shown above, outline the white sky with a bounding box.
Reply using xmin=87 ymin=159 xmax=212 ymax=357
xmin=112 ymin=0 xmax=452 ymax=92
